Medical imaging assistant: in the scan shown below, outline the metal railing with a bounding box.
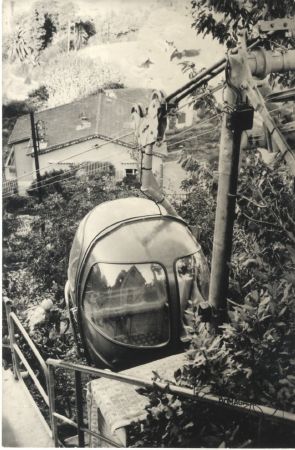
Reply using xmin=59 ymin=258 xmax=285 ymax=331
xmin=46 ymin=358 xmax=295 ymax=448
xmin=3 ymin=178 xmax=18 ymax=196
xmin=4 ymin=298 xmax=295 ymax=448
xmin=3 ymin=298 xmax=50 ymax=409
xmin=47 ymin=359 xmax=123 ymax=448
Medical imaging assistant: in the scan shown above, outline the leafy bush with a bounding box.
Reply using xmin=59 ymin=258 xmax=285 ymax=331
xmin=33 ymin=53 xmax=123 ymax=108
xmin=191 ymin=0 xmax=295 ymax=86
xmin=127 ymin=151 xmax=295 ymax=447
xmin=2 ymin=167 xmax=145 ymax=441
xmin=3 ymin=194 xmax=35 ymax=214
xmin=176 ymin=161 xmax=217 ymax=260
xmin=4 ymin=168 xmax=141 ymax=300
xmin=128 ymin=283 xmax=295 ymax=447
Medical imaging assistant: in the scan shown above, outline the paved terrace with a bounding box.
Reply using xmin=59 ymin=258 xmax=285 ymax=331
xmin=2 ymin=368 xmax=53 ymax=448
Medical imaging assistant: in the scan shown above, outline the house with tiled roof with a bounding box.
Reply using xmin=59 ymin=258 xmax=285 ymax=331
xmin=5 ymin=88 xmax=168 ymax=195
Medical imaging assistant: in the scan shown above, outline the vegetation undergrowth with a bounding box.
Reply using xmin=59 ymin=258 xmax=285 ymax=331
xmin=4 ymin=150 xmax=294 ymax=447
xmin=2 ymin=169 xmax=142 ymax=442
xmin=2 ymin=0 xmax=295 ymax=445
xmin=127 ymin=153 xmax=295 ymax=448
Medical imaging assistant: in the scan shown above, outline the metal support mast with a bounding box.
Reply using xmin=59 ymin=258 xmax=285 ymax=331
xmin=30 ymin=111 xmax=42 ymax=203
xmin=131 ymin=18 xmax=295 ymax=331
xmin=208 ymin=28 xmax=295 ymax=328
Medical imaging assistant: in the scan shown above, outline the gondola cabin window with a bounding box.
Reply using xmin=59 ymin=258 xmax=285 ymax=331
xmin=83 ymin=262 xmax=170 ymax=347
xmin=175 ymin=251 xmax=209 ymax=337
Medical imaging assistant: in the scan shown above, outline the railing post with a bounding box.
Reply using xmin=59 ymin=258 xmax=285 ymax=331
xmin=3 ymin=297 xmax=18 ymax=379
xmin=74 ymin=370 xmax=85 ymax=447
xmin=47 ymin=364 xmax=59 ymax=447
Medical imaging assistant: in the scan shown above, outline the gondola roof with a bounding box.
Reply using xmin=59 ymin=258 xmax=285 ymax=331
xmin=67 ymin=197 xmax=188 ymax=293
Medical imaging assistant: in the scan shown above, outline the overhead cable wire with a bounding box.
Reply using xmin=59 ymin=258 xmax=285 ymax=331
xmin=3 ymin=160 xmax=119 ymax=199
xmin=4 ymin=130 xmax=135 ymax=184
xmin=5 ymin=107 xmax=222 ymax=190
xmin=167 ymin=126 xmax=220 ymax=148
xmin=6 ymin=81 xmax=285 ymax=197
xmin=8 ymin=160 xmax=111 ymax=193
xmin=171 ymin=83 xmax=224 ymax=112
xmin=2 ymin=163 xmax=114 ymax=199
xmin=165 ymin=113 xmax=222 ymax=143
xmin=8 ymin=121 xmax=221 ymax=197
xmin=6 ymin=84 xmax=223 ymax=185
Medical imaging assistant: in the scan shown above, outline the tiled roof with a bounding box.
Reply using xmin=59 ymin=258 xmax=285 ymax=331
xmin=8 ymin=88 xmax=152 ymax=150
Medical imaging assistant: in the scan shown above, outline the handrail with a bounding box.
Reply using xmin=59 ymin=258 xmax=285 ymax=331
xmin=13 ymin=344 xmax=49 ymax=406
xmin=4 ymin=298 xmax=295 ymax=449
xmin=3 ymin=297 xmax=50 ymax=419
xmin=47 ymin=362 xmax=122 ymax=448
xmin=10 ymin=312 xmax=49 ymax=383
xmin=47 ymin=358 xmax=295 ymax=425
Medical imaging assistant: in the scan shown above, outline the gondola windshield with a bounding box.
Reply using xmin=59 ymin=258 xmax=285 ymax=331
xmin=83 ymin=262 xmax=170 ymax=347
xmin=176 ymin=251 xmax=209 ymax=337
xmin=176 ymin=252 xmax=209 ymax=314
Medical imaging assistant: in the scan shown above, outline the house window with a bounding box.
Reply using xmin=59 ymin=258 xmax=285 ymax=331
xmin=36 ymin=120 xmax=46 ymax=140
xmin=39 ymin=140 xmax=48 ymax=150
xmin=125 ymin=168 xmax=137 ymax=177
xmin=27 ymin=138 xmax=47 ymax=154
xmin=6 ymin=147 xmax=15 ymax=166
xmin=76 ymin=115 xmax=91 ymax=130
xmin=177 ymin=112 xmax=186 ymax=124
xmin=5 ymin=148 xmax=16 ymax=174
xmin=168 ymin=116 xmax=177 ymax=129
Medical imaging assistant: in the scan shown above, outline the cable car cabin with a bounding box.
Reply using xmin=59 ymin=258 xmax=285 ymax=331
xmin=65 ymin=197 xmax=209 ymax=370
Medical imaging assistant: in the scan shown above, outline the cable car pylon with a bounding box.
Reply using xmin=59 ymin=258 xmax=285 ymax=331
xmin=66 ymin=18 xmax=295 ymax=368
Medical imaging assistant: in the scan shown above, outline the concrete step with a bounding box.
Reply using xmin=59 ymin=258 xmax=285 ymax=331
xmin=2 ymin=368 xmax=54 ymax=448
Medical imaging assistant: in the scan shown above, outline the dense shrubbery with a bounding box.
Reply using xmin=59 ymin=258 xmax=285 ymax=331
xmin=128 ymin=283 xmax=295 ymax=447
xmin=2 ymin=169 xmax=142 ymax=438
xmin=2 ymin=168 xmax=140 ymax=320
xmin=3 ymin=168 xmax=142 ymax=299
xmin=3 ymin=2 xmax=295 ymax=447
xmin=3 ymin=150 xmax=295 ymax=447
xmin=128 ymin=153 xmax=295 ymax=447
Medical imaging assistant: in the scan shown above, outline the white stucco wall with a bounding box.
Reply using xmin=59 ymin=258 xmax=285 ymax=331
xmin=38 ymin=137 xmax=136 ymax=177
xmin=10 ymin=135 xmax=171 ymax=195
xmin=11 ymin=137 xmax=139 ymax=194
xmin=12 ymin=142 xmax=34 ymax=195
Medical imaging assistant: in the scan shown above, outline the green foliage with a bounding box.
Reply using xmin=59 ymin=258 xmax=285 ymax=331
xmin=6 ymin=4 xmax=57 ymax=64
xmin=178 ymin=151 xmax=295 ymax=296
xmin=27 ymin=168 xmax=81 ymax=199
xmin=178 ymin=62 xmax=220 ymax=116
xmin=3 ymin=167 xmax=142 ymax=436
xmin=2 ymin=266 xmax=81 ymax=425
xmin=5 ymin=1 xmax=96 ymax=65
xmin=191 ymin=0 xmax=295 ymax=45
xmin=2 ymin=211 xmax=20 ymax=240
xmin=3 ymin=194 xmax=35 ymax=214
xmin=191 ymin=0 xmax=295 ymax=86
xmin=177 ymin=161 xmax=217 ymax=259
xmin=2 ymin=100 xmax=30 ymax=159
xmin=27 ymin=85 xmax=49 ymax=110
xmin=128 ymin=153 xmax=295 ymax=447
xmin=182 ymin=289 xmax=295 ymax=410
xmin=129 ymin=284 xmax=295 ymax=447
xmin=232 ymin=154 xmax=295 ymax=299
xmin=6 ymin=169 xmax=139 ymax=299
xmin=3 ymin=269 xmax=47 ymax=316
xmin=71 ymin=20 xmax=96 ymax=50
xmin=33 ymin=53 xmax=122 ymax=107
